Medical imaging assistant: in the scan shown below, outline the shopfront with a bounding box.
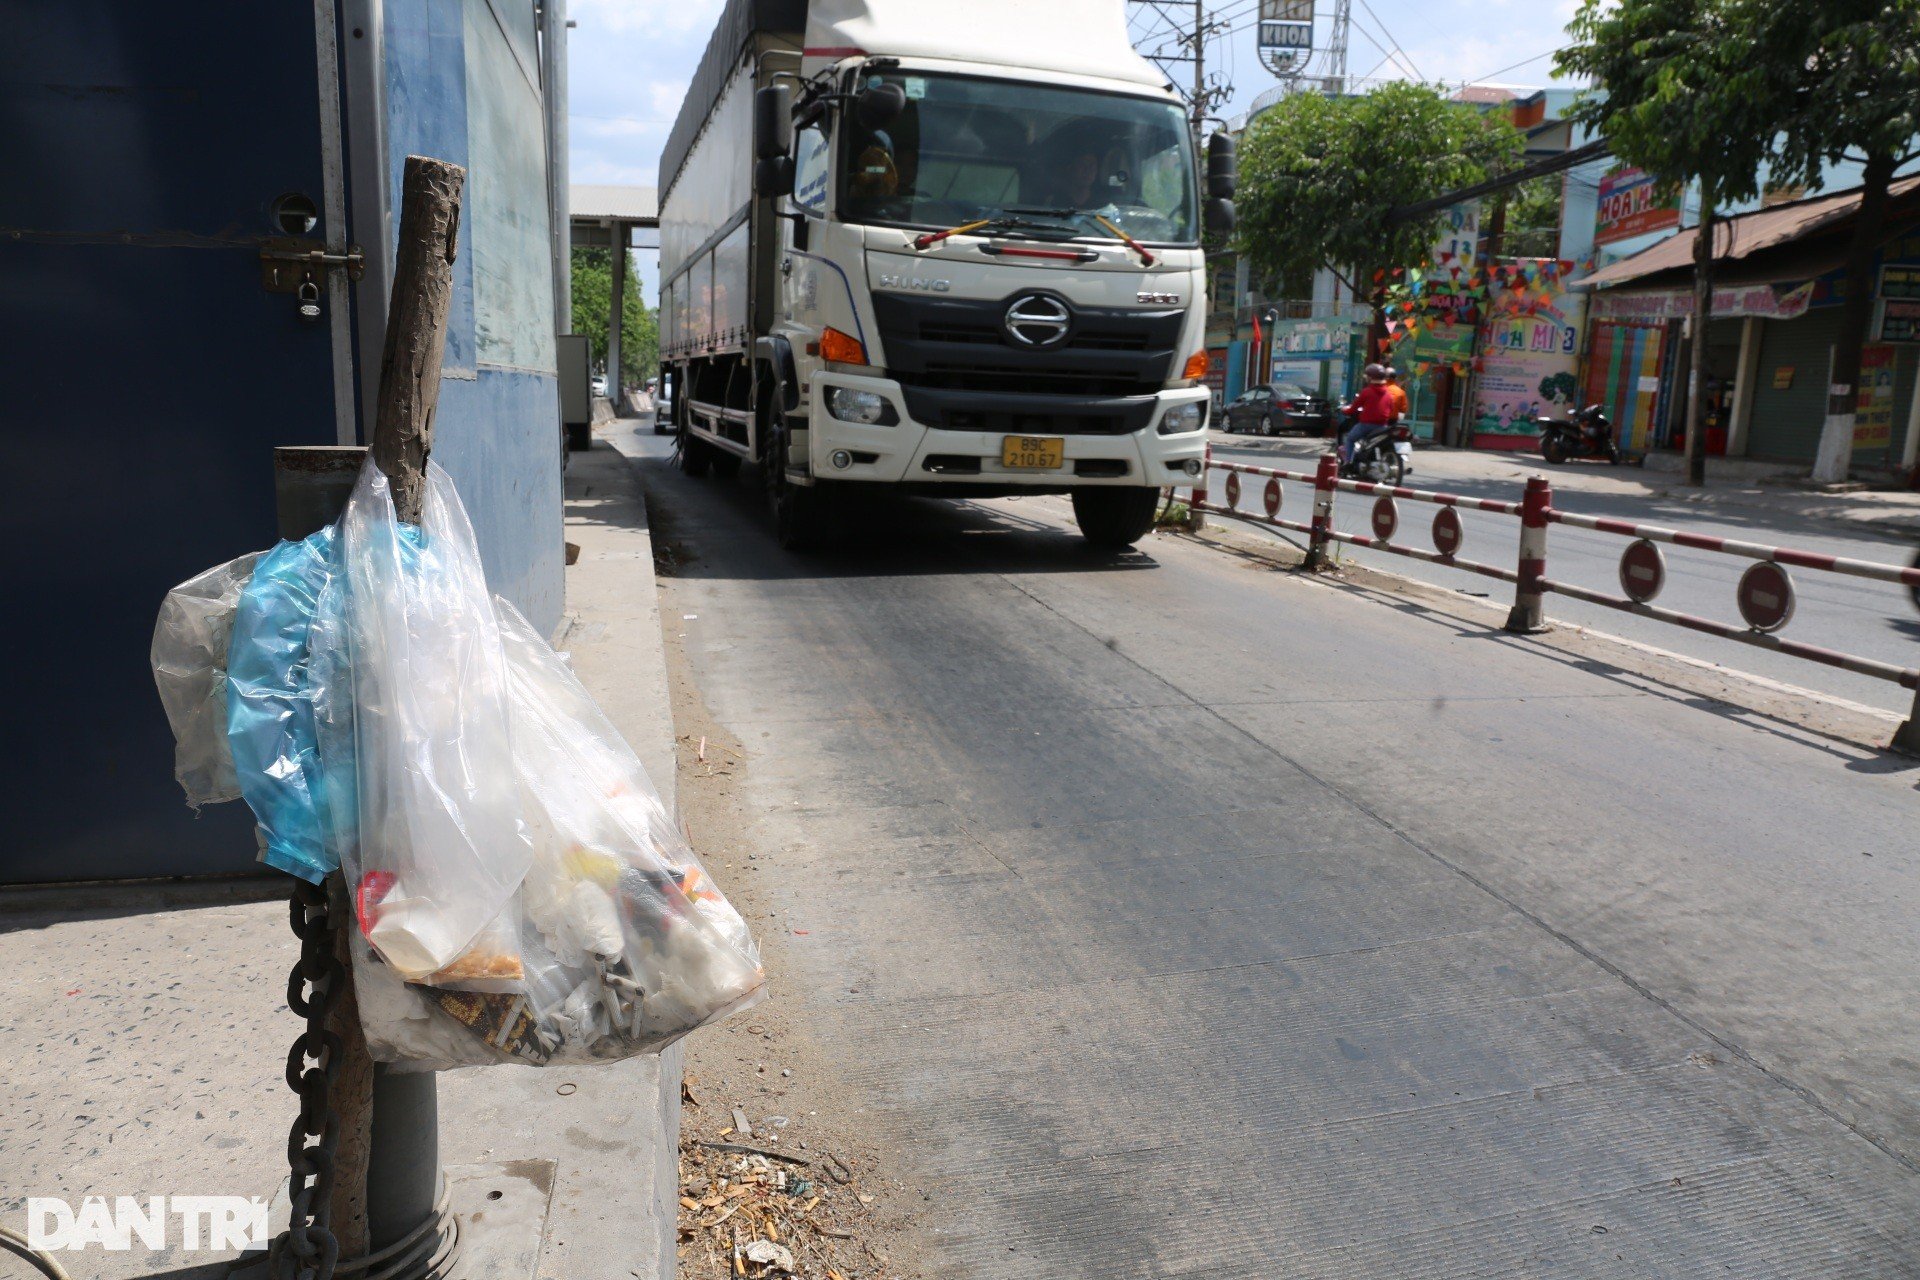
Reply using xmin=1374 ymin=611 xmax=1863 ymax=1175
xmin=1270 ymin=316 xmax=1364 ymax=403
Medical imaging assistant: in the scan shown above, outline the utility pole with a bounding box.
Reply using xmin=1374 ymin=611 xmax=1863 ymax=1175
xmin=1192 ymin=0 xmax=1206 ymax=138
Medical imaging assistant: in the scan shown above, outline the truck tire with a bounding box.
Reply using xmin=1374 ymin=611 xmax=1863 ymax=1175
xmin=679 ymin=434 xmax=714 ymax=478
xmin=1071 ymin=487 xmax=1160 ymax=548
xmin=766 ymin=425 xmax=830 ymax=549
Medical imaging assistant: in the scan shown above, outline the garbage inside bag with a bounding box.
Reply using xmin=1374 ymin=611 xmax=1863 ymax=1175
xmin=151 ymin=551 xmax=265 ymax=807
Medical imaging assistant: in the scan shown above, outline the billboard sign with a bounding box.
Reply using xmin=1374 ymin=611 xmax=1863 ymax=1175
xmin=1258 ymin=0 xmax=1314 ymax=71
xmin=1595 ymin=167 xmax=1681 ymax=246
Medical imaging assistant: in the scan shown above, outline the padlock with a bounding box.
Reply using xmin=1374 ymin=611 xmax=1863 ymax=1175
xmin=297 ymin=274 xmax=322 ymax=322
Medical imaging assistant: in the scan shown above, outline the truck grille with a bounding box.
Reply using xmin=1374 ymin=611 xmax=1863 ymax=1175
xmin=871 ymin=291 xmax=1182 ymax=398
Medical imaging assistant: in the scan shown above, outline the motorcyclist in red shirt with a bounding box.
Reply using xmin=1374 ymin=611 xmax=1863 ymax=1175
xmin=1338 ymin=364 xmax=1397 ymax=466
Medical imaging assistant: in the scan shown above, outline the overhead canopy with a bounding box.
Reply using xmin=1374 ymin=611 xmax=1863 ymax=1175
xmin=802 ymin=0 xmax=1170 ymax=90
xmin=1579 ymin=176 xmax=1920 ymax=291
xmin=570 ymin=185 xmax=658 ymax=224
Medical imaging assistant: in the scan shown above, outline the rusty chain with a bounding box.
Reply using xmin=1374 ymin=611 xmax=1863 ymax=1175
xmin=275 ymin=878 xmax=344 ymax=1280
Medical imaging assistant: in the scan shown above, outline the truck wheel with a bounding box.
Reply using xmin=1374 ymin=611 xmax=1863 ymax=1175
xmin=679 ymin=435 xmax=714 ymax=478
xmin=1071 ymin=487 xmax=1160 ymax=548
xmin=767 ymin=426 xmax=830 ymax=549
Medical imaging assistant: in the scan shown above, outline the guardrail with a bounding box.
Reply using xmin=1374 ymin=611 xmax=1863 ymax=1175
xmin=1187 ymin=443 xmax=1920 ymax=754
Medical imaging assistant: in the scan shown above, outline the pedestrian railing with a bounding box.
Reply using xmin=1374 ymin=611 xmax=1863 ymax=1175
xmin=1186 ymin=443 xmax=1920 ymax=753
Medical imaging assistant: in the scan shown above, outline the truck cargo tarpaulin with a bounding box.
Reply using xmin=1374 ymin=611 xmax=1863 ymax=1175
xmin=801 ymin=0 xmax=1169 ymax=86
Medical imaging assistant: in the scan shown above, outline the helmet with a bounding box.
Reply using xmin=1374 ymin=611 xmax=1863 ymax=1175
xmin=1364 ymin=363 xmax=1388 ymax=381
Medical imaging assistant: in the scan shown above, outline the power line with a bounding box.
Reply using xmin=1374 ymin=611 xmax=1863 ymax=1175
xmin=1463 ymin=47 xmax=1560 ymax=86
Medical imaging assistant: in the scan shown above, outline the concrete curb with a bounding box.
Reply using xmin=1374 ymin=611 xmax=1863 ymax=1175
xmin=436 ymin=439 xmax=686 ymax=1280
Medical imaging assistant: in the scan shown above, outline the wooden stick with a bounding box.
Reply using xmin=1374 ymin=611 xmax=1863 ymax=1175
xmin=371 ymin=155 xmax=465 ymax=524
xmin=328 ymin=153 xmax=466 ymax=1257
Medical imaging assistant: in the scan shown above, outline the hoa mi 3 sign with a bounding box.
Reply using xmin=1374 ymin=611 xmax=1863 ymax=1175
xmin=1595 ymin=167 xmax=1681 ymax=247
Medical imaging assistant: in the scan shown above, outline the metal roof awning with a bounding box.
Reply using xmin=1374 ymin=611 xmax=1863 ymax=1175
xmin=569 ymin=185 xmax=658 ymax=249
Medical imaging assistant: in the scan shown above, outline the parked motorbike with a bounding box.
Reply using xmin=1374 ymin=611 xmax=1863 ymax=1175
xmin=1341 ymin=422 xmax=1411 ymax=486
xmin=1537 ymin=404 xmax=1620 ymax=465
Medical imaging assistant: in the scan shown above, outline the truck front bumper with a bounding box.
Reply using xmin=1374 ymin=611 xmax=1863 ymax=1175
xmin=807 ymin=373 xmax=1208 ymax=488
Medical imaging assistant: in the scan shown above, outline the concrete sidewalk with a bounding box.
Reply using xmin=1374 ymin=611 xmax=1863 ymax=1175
xmin=1211 ymin=429 xmax=1920 ymax=539
xmin=0 ymin=442 xmax=682 ymax=1280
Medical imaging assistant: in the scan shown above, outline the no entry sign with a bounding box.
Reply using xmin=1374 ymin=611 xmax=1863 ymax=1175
xmin=1618 ymin=538 xmax=1666 ymax=603
xmin=1224 ymin=471 xmax=1241 ymax=509
xmin=1431 ymin=506 xmax=1463 ymax=557
xmin=1371 ymin=496 xmax=1398 ymax=541
xmin=1263 ymin=477 xmax=1282 ymax=518
xmin=1737 ymin=560 xmax=1795 ymax=632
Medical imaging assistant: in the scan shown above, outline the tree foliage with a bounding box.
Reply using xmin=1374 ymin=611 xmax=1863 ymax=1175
xmin=570 ymin=247 xmax=658 ymax=384
xmin=1236 ymin=83 xmax=1525 ymax=302
xmin=1556 ymin=0 xmax=1780 ymax=210
xmin=1744 ymin=0 xmax=1920 ymax=187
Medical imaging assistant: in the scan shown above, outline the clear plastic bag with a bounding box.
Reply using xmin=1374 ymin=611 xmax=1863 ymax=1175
xmin=349 ymin=595 xmax=763 ymax=1068
xmin=151 ymin=551 xmax=265 ymax=808
xmin=324 ymin=462 xmax=533 ymax=985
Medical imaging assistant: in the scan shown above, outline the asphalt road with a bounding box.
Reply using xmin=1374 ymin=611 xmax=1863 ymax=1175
xmin=1207 ymin=434 xmax=1920 ymax=717
xmin=625 ymin=426 xmax=1920 ymax=1278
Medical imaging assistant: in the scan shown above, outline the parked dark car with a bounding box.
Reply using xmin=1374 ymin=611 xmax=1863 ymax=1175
xmin=1222 ymin=382 xmax=1333 ymax=436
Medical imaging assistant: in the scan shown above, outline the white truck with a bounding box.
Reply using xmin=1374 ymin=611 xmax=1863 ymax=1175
xmin=656 ymin=0 xmax=1236 ymax=547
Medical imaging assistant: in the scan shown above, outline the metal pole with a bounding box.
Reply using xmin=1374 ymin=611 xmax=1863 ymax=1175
xmin=608 ymin=232 xmax=625 ymax=413
xmin=1188 ymin=439 xmax=1210 ymax=532
xmin=539 ymin=0 xmax=571 ymax=336
xmin=1505 ymin=474 xmax=1551 ymax=633
xmin=1305 ymin=452 xmax=1338 ymax=570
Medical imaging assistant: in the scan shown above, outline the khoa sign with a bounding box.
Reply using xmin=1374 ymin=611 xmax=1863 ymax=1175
xmin=1258 ymin=0 xmax=1314 ymax=72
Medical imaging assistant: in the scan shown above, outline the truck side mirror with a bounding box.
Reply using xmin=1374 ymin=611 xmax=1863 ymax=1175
xmin=754 ymin=84 xmax=793 ymax=161
xmin=755 ymin=156 xmax=796 ymax=199
xmin=1207 ymin=132 xmax=1237 ymax=199
xmin=855 ymin=81 xmax=906 ymax=130
xmin=1205 ymin=197 xmax=1236 ymax=235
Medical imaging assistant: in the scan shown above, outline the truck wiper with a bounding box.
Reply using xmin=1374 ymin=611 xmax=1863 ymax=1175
xmin=1007 ymin=207 xmax=1156 ymax=265
xmin=911 ymin=216 xmax=1078 ymax=251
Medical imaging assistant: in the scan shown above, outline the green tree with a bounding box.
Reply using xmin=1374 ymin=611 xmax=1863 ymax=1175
xmin=1236 ymin=83 xmax=1525 ymax=341
xmin=1558 ymin=0 xmax=1784 ymax=485
xmin=1736 ymin=0 xmax=1920 ymax=480
xmin=570 ymin=247 xmax=659 ymax=391
xmin=1505 ymin=176 xmax=1565 ymax=259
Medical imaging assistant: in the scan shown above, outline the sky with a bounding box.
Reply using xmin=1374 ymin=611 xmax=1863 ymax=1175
xmin=563 ymin=0 xmax=1587 ymax=299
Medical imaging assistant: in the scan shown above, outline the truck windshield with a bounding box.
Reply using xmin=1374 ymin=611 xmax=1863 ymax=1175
xmin=838 ymin=70 xmax=1197 ymax=246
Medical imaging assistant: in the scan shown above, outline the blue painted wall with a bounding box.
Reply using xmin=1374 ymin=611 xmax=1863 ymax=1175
xmin=386 ymin=0 xmax=562 ymax=633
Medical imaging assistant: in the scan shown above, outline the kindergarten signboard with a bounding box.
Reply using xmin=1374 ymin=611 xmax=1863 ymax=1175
xmin=1469 ymin=269 xmax=1587 ymax=446
xmin=1595 ymin=167 xmax=1681 ymax=247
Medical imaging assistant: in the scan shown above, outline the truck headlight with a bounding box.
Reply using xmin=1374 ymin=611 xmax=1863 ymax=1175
xmin=1157 ymin=401 xmax=1206 ymax=435
xmin=827 ymin=387 xmax=897 ymax=426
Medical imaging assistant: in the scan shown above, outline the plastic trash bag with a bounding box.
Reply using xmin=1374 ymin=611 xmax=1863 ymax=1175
xmin=322 ymin=462 xmax=532 ymax=986
xmin=151 ymin=551 xmax=265 ymax=807
xmin=349 ymin=595 xmax=763 ymax=1068
xmin=226 ymin=527 xmax=341 ymax=884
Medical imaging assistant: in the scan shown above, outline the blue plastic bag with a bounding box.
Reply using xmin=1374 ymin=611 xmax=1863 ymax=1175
xmin=225 ymin=526 xmax=340 ymax=884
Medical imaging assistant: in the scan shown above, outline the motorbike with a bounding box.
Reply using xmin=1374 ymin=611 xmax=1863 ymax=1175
xmin=1537 ymin=403 xmax=1621 ymax=465
xmin=1340 ymin=421 xmax=1411 ymax=486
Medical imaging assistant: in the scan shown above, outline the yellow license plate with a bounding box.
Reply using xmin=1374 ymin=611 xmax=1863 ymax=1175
xmin=1001 ymin=435 xmax=1065 ymax=469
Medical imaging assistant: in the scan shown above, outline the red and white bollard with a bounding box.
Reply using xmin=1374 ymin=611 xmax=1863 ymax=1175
xmin=1304 ymin=452 xmax=1339 ymax=570
xmin=1506 ymin=474 xmax=1552 ymax=633
xmin=1187 ymin=440 xmax=1211 ymax=532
